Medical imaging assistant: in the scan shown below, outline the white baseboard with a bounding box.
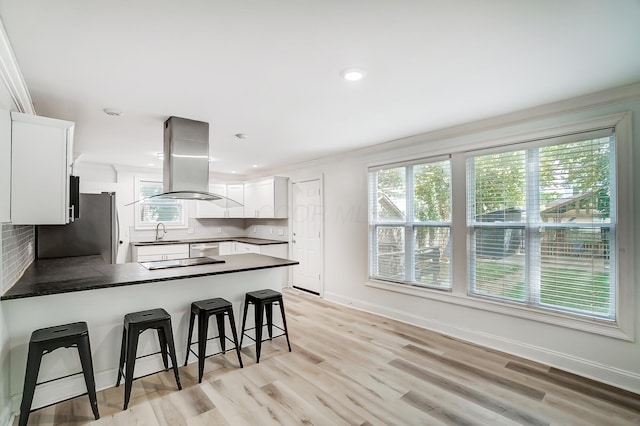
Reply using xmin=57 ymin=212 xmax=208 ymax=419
xmin=323 ymin=291 xmax=640 ymax=394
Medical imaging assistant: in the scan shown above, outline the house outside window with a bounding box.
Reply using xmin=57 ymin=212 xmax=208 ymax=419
xmin=134 ymin=178 xmax=188 ymax=229
xmin=369 ymin=158 xmax=452 ymax=289
xmin=467 ymin=129 xmax=616 ymax=320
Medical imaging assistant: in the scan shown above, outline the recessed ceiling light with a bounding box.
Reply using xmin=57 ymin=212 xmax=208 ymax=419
xmin=147 ymin=163 xmax=154 ymax=167
xmin=341 ymin=68 xmax=366 ymax=81
xmin=231 ymin=171 xmax=237 ymax=174
xmin=103 ymin=108 xmax=123 ymax=117
xmin=252 ymin=165 xmax=258 ymax=168
xmin=235 ymin=133 xmax=247 ymax=140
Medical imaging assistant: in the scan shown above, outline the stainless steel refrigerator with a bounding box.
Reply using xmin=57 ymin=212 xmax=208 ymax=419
xmin=37 ymin=192 xmax=119 ymax=263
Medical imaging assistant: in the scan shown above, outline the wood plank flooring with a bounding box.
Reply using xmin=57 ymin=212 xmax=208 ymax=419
xmin=15 ymin=288 xmax=640 ymax=425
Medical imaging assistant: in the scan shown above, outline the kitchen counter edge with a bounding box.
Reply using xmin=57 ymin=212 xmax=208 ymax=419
xmin=1 ymin=254 xmax=298 ymax=301
xmin=130 ymin=237 xmax=288 ymax=247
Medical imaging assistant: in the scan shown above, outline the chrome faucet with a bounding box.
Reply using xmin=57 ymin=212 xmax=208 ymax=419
xmin=155 ymin=223 xmax=167 ymax=241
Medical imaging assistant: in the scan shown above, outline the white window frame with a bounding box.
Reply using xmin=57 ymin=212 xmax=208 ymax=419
xmin=368 ymin=156 xmax=452 ymax=289
xmin=366 ymin=112 xmax=634 ymax=341
xmin=133 ymin=176 xmax=189 ymax=230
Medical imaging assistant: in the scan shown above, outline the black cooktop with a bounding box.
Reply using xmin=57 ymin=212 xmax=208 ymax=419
xmin=139 ymin=256 xmax=225 ymax=270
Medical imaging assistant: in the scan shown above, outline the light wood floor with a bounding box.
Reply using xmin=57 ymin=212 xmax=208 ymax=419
xmin=15 ymin=288 xmax=640 ymax=425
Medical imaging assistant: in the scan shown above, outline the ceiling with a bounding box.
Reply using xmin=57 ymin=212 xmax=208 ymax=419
xmin=0 ymin=1 xmax=639 ymax=177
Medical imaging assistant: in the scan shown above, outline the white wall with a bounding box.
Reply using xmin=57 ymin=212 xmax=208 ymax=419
xmin=0 ymin=72 xmax=19 ymax=426
xmin=272 ymin=86 xmax=640 ymax=393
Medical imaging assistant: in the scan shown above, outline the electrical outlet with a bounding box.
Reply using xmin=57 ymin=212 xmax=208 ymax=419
xmin=188 ymin=227 xmax=195 ymax=234
xmin=270 ymin=228 xmax=273 ymax=235
xmin=253 ymin=226 xmax=257 ymax=233
xmin=217 ymin=227 xmax=222 ymax=234
xmin=278 ymin=229 xmax=284 ymax=236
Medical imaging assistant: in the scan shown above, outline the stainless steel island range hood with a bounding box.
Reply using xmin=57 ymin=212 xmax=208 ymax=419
xmin=161 ymin=116 xmax=217 ymax=200
xmin=127 ymin=116 xmax=240 ymax=206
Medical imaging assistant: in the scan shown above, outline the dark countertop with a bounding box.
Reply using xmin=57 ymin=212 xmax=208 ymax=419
xmin=1 ymin=254 xmax=298 ymax=301
xmin=131 ymin=237 xmax=287 ymax=246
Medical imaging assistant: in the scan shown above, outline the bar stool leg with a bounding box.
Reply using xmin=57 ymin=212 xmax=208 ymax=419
xmin=216 ymin=313 xmax=226 ymax=353
xmin=162 ymin=321 xmax=182 ymax=390
xmin=115 ymin=327 xmax=127 ymax=387
xmin=239 ymin=297 xmax=250 ymax=348
xmin=196 ymin=312 xmax=208 ymax=383
xmin=254 ymin=301 xmax=265 ymax=363
xmin=265 ymin=302 xmax=274 ymax=340
xmin=123 ymin=328 xmax=139 ymax=410
xmin=226 ymin=308 xmax=244 ymax=368
xmin=18 ymin=343 xmax=43 ymax=426
xmin=278 ymin=299 xmax=292 ymax=352
xmin=77 ymin=334 xmax=100 ymax=420
xmin=157 ymin=328 xmax=169 ymax=370
xmin=184 ymin=311 xmax=196 ymax=366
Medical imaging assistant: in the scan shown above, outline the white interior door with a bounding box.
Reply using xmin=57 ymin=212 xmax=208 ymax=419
xmin=292 ymin=179 xmax=322 ymax=294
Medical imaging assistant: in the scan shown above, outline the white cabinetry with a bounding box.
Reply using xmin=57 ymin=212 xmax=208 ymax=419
xmin=10 ymin=112 xmax=75 ymax=225
xmin=259 ymin=243 xmax=288 ymax=259
xmin=219 ymin=241 xmax=287 ymax=257
xmin=219 ymin=241 xmax=234 ymax=255
xmin=244 ymin=176 xmax=288 ymax=218
xmin=235 ymin=242 xmax=261 ymax=254
xmin=132 ymin=244 xmax=189 ymax=262
xmin=195 ymin=183 xmax=244 ymax=218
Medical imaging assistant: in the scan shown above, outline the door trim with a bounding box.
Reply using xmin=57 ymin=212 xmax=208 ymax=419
xmin=289 ymin=175 xmax=324 ymax=297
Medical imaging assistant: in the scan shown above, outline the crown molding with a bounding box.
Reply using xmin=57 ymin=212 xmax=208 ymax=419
xmin=0 ymin=17 xmax=34 ymax=114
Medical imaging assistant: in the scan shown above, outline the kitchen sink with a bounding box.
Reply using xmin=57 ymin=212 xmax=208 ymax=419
xmin=139 ymin=257 xmax=225 ymax=270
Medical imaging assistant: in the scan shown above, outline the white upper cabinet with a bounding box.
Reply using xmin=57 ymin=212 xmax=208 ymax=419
xmin=226 ymin=184 xmax=244 ymax=218
xmin=10 ymin=112 xmax=75 ymax=225
xmin=244 ymin=176 xmax=288 ymax=218
xmin=195 ymin=183 xmax=244 ymax=218
xmin=195 ymin=183 xmax=227 ymax=218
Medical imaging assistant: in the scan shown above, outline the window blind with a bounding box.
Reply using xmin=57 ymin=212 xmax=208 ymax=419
xmin=369 ymin=159 xmax=452 ymax=289
xmin=136 ymin=180 xmax=186 ymax=226
xmin=467 ymin=130 xmax=616 ymax=319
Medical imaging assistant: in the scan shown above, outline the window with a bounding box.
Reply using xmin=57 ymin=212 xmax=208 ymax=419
xmin=367 ymin=112 xmax=633 ymax=337
xmin=467 ymin=129 xmax=616 ymax=320
xmin=369 ymin=158 xmax=452 ymax=289
xmin=134 ymin=178 xmax=188 ymax=229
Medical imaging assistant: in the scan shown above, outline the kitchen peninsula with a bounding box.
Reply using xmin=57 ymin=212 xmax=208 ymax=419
xmin=1 ymin=252 xmax=297 ymax=412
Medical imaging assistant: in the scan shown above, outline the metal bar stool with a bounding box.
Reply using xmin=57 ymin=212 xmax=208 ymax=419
xmin=19 ymin=321 xmax=99 ymax=426
xmin=184 ymin=297 xmax=243 ymax=382
xmin=240 ymin=289 xmax=291 ymax=363
xmin=115 ymin=308 xmax=182 ymax=410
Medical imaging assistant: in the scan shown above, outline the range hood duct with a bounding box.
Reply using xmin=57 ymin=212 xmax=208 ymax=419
xmin=126 ymin=116 xmax=241 ymax=206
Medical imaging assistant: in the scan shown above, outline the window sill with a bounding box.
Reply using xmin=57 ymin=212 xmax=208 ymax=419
xmin=366 ymin=278 xmax=633 ymax=341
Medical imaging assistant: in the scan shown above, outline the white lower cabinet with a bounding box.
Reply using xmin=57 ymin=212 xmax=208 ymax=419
xmin=259 ymin=243 xmax=288 ymax=259
xmin=219 ymin=241 xmax=287 ymax=256
xmin=219 ymin=241 xmax=235 ymax=255
xmin=132 ymin=244 xmax=189 ymax=262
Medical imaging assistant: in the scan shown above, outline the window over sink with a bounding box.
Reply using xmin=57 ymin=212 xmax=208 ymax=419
xmin=134 ymin=177 xmax=188 ymax=229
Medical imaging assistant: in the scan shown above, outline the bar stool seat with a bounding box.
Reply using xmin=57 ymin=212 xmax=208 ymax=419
xmin=116 ymin=308 xmax=182 ymax=410
xmin=184 ymin=297 xmax=243 ymax=382
xmin=19 ymin=322 xmax=99 ymax=426
xmin=240 ymin=289 xmax=291 ymax=363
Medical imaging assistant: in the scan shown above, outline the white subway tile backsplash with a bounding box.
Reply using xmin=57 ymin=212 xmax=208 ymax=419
xmin=1 ymin=224 xmax=35 ymax=293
